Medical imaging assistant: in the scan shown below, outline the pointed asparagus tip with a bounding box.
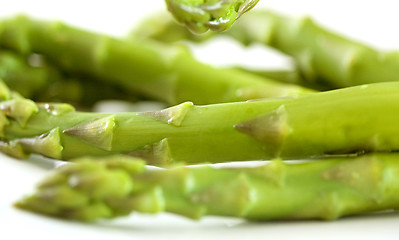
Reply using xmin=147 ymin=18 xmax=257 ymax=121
xmin=15 ymin=155 xmax=149 ymax=221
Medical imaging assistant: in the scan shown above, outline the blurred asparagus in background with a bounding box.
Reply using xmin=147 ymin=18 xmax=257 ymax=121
xmin=130 ymin=11 xmax=328 ymax=91
xmin=0 ymin=15 xmax=313 ymax=106
xmin=165 ymin=0 xmax=259 ymax=34
xmin=0 ymin=50 xmax=139 ymax=108
xmin=16 ymin=153 xmax=399 ymax=221
xmin=132 ymin=9 xmax=399 ymax=89
xmin=221 ymin=10 xmax=399 ymax=89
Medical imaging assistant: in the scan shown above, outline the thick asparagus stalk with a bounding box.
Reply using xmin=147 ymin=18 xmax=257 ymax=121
xmin=16 ymin=153 xmax=399 ymax=221
xmin=0 ymin=50 xmax=139 ymax=107
xmin=0 ymin=15 xmax=312 ymax=106
xmin=165 ymin=0 xmax=259 ymax=34
xmin=3 ymin=79 xmax=399 ymax=165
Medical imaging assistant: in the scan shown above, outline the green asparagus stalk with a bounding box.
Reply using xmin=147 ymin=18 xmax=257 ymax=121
xmin=0 ymin=15 xmax=313 ymax=106
xmin=16 ymin=153 xmax=399 ymax=221
xmin=132 ymin=10 xmax=399 ymax=89
xmin=165 ymin=0 xmax=259 ymax=34
xmin=3 ymin=79 xmax=399 ymax=165
xmin=0 ymin=50 xmax=139 ymax=107
xmin=130 ymin=12 xmax=329 ymax=91
xmin=218 ymin=10 xmax=399 ymax=88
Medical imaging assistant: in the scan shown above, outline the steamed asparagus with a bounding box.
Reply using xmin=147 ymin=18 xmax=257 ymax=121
xmin=16 ymin=153 xmax=399 ymax=221
xmin=2 ymin=79 xmax=399 ymax=165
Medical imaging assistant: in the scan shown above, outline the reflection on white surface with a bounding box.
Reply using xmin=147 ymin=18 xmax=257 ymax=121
xmin=2 ymin=1 xmax=399 ymax=239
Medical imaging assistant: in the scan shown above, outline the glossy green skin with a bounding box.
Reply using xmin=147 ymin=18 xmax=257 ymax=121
xmin=16 ymin=153 xmax=399 ymax=221
xmin=0 ymin=16 xmax=311 ymax=106
xmin=3 ymin=80 xmax=399 ymax=165
xmin=165 ymin=0 xmax=259 ymax=33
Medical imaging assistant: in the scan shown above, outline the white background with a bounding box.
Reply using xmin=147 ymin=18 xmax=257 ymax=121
xmin=1 ymin=1 xmax=399 ymax=239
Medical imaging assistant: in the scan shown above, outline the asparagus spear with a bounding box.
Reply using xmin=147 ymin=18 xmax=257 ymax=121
xmin=0 ymin=50 xmax=139 ymax=108
xmin=0 ymin=15 xmax=312 ymax=106
xmin=132 ymin=10 xmax=399 ymax=89
xmin=217 ymin=10 xmax=399 ymax=88
xmin=165 ymin=0 xmax=259 ymax=34
xmin=130 ymin=12 xmax=329 ymax=91
xmin=3 ymin=79 xmax=399 ymax=165
xmin=15 ymin=153 xmax=399 ymax=221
